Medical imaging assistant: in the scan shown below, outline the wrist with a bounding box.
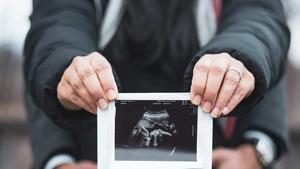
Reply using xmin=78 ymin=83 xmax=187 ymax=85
xmin=242 ymin=130 xmax=277 ymax=167
xmin=237 ymin=144 xmax=263 ymax=169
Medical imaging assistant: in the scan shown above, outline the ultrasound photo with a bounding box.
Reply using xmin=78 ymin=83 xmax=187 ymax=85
xmin=115 ymin=100 xmax=198 ymax=161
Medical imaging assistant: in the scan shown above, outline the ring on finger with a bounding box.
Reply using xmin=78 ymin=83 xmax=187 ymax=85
xmin=227 ymin=68 xmax=243 ymax=81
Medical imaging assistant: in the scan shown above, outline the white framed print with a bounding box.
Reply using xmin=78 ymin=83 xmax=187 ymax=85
xmin=97 ymin=93 xmax=213 ymax=169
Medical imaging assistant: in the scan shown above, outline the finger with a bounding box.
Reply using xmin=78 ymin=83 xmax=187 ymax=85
xmin=212 ymin=148 xmax=230 ymax=168
xmin=244 ymin=70 xmax=255 ymax=98
xmin=223 ymin=72 xmax=253 ymax=115
xmin=57 ymin=79 xmax=81 ymax=110
xmin=212 ymin=63 xmax=244 ymax=118
xmin=73 ymin=56 xmax=108 ymax=109
xmin=69 ymin=93 xmax=95 ymax=114
xmin=202 ymin=56 xmax=229 ymax=113
xmin=190 ymin=55 xmax=212 ymax=105
xmin=64 ymin=67 xmax=97 ymax=112
xmin=59 ymin=79 xmax=95 ymax=113
xmin=90 ymin=53 xmax=118 ymax=101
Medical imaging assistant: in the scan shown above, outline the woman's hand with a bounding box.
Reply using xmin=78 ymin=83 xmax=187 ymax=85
xmin=57 ymin=52 xmax=118 ymax=114
xmin=190 ymin=53 xmax=255 ymax=118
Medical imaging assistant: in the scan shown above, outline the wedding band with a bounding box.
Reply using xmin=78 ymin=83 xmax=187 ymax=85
xmin=227 ymin=68 xmax=243 ymax=81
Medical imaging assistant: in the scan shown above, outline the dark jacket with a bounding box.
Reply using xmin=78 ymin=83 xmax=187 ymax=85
xmin=24 ymin=0 xmax=290 ymax=167
xmin=24 ymin=0 xmax=290 ymax=131
xmin=26 ymin=94 xmax=77 ymax=169
xmin=26 ymin=80 xmax=288 ymax=169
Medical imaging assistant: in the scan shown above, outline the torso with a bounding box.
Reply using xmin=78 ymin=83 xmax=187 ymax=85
xmin=102 ymin=0 xmax=199 ymax=92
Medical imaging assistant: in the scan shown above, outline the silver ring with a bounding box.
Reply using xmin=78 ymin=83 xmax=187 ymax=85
xmin=227 ymin=68 xmax=243 ymax=81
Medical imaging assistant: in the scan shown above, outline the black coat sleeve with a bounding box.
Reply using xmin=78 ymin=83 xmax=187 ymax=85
xmin=24 ymin=0 xmax=100 ymax=130
xmin=184 ymin=0 xmax=290 ymax=115
xmin=246 ymin=78 xmax=289 ymax=160
xmin=25 ymin=93 xmax=78 ymax=169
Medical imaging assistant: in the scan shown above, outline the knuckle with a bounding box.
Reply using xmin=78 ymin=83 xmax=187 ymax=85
xmin=201 ymin=54 xmax=210 ymax=59
xmin=225 ymin=73 xmax=240 ymax=85
xmin=235 ymin=86 xmax=245 ymax=98
xmin=94 ymin=62 xmax=112 ymax=73
xmin=72 ymin=56 xmax=82 ymax=64
xmin=210 ymin=65 xmax=224 ymax=75
xmin=89 ymin=52 xmax=101 ymax=60
xmin=236 ymin=60 xmax=244 ymax=68
xmin=70 ymin=79 xmax=82 ymax=90
xmin=90 ymin=52 xmax=105 ymax=61
xmin=79 ymin=90 xmax=90 ymax=100
xmin=79 ymin=67 xmax=94 ymax=79
xmin=221 ymin=52 xmax=231 ymax=59
xmin=194 ymin=62 xmax=208 ymax=73
xmin=90 ymin=51 xmax=101 ymax=57
xmin=90 ymin=51 xmax=99 ymax=56
xmin=70 ymin=94 xmax=79 ymax=103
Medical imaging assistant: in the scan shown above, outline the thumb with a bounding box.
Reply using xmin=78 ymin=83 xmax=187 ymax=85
xmin=212 ymin=148 xmax=230 ymax=168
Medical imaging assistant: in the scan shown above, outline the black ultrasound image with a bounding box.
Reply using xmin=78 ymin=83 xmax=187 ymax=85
xmin=115 ymin=100 xmax=198 ymax=161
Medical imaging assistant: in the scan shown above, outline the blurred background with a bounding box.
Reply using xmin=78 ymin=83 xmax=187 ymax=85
xmin=0 ymin=0 xmax=299 ymax=168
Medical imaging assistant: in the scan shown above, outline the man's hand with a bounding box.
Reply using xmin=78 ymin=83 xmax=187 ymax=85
xmin=57 ymin=52 xmax=118 ymax=114
xmin=190 ymin=53 xmax=255 ymax=118
xmin=55 ymin=161 xmax=97 ymax=169
xmin=212 ymin=145 xmax=262 ymax=169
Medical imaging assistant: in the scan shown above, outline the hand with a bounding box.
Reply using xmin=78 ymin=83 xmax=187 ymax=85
xmin=190 ymin=53 xmax=255 ymax=118
xmin=212 ymin=145 xmax=262 ymax=169
xmin=55 ymin=161 xmax=97 ymax=169
xmin=57 ymin=52 xmax=118 ymax=114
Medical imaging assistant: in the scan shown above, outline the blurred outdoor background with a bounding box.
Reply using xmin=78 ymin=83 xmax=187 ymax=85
xmin=0 ymin=0 xmax=299 ymax=169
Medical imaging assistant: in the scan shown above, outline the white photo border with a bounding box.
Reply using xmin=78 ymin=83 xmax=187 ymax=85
xmin=98 ymin=93 xmax=212 ymax=169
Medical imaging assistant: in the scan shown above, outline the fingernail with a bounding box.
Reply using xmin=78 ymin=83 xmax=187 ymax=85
xmin=107 ymin=89 xmax=117 ymax=100
xmin=211 ymin=107 xmax=220 ymax=118
xmin=202 ymin=101 xmax=212 ymax=112
xmin=211 ymin=113 xmax=218 ymax=118
xmin=222 ymin=106 xmax=229 ymax=115
xmin=192 ymin=95 xmax=202 ymax=105
xmin=98 ymin=99 xmax=108 ymax=110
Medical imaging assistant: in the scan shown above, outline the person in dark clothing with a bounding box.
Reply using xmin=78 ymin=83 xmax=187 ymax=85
xmin=26 ymin=93 xmax=96 ymax=169
xmin=24 ymin=0 xmax=290 ymax=169
xmin=26 ymin=80 xmax=288 ymax=169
